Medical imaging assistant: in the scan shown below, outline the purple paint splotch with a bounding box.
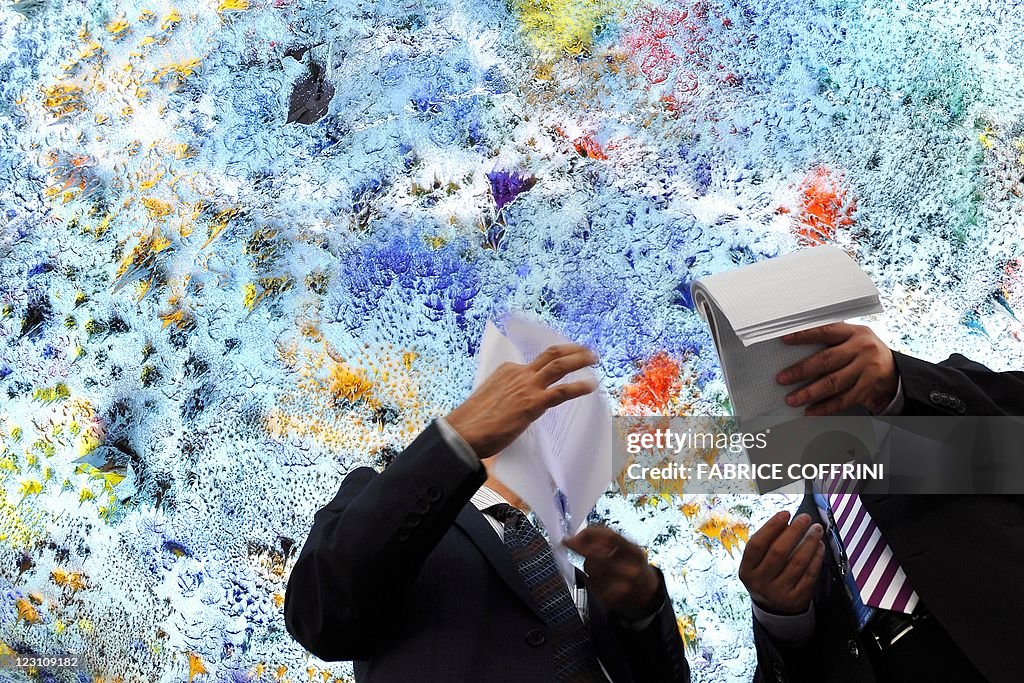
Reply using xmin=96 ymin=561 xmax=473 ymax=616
xmin=487 ymin=170 xmax=536 ymax=211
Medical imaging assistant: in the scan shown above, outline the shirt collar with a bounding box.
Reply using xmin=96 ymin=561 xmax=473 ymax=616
xmin=470 ymin=485 xmax=509 ymax=512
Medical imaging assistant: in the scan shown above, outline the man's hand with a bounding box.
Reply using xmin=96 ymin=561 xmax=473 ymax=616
xmin=739 ymin=511 xmax=825 ymax=615
xmin=563 ymin=527 xmax=662 ymax=621
xmin=777 ymin=323 xmax=898 ymax=415
xmin=445 ymin=344 xmax=598 ymax=459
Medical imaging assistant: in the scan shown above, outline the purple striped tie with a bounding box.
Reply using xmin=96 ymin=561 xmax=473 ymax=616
xmin=824 ymin=477 xmax=919 ymax=614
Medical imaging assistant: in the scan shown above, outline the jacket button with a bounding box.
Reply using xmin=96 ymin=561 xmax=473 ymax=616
xmin=426 ymin=486 xmax=442 ymax=502
xmin=415 ymin=498 xmax=430 ymax=514
xmin=526 ymin=629 xmax=546 ymax=647
xmin=405 ymin=512 xmax=421 ymax=527
xmin=848 ymin=639 xmax=859 ymax=658
xmin=929 ymin=391 xmax=943 ymax=405
xmin=397 ymin=528 xmax=411 ymax=542
xmin=955 ymin=403 xmax=966 ymax=415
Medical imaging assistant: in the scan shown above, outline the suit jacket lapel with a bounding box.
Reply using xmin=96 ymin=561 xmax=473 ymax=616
xmin=453 ymin=504 xmax=548 ymax=622
xmin=456 ymin=511 xmax=632 ymax=681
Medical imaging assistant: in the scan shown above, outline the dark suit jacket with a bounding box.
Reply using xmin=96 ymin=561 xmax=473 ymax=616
xmin=285 ymin=422 xmax=691 ymax=682
xmin=753 ymin=352 xmax=1024 ymax=683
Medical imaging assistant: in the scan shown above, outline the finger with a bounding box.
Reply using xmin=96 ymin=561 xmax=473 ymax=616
xmin=785 ymin=364 xmax=859 ymax=408
xmin=805 ymin=375 xmax=879 ymax=416
xmin=562 ymin=532 xmax=593 ymax=556
xmin=564 ymin=527 xmax=622 ymax=558
xmin=740 ymin=511 xmax=791 ymax=571
xmin=804 ymin=394 xmax=848 ymax=417
xmin=542 ymin=379 xmax=598 ymax=408
xmin=778 ymin=524 xmax=824 ymax=587
xmin=780 ymin=323 xmax=855 ymax=347
xmin=536 ymin=349 xmax=599 ymax=386
xmin=777 ymin=343 xmax=857 ymax=386
xmin=790 ymin=540 xmax=826 ymax=598
xmin=756 ymin=513 xmax=815 ymax=579
xmin=527 ymin=344 xmax=594 ymax=372
xmin=577 ymin=549 xmax=615 ymax=584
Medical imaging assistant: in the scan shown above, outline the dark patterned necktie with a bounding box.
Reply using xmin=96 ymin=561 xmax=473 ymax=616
xmin=484 ymin=503 xmax=604 ymax=683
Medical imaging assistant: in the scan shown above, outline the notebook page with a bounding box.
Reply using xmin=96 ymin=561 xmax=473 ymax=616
xmin=696 ymin=294 xmax=815 ymax=417
xmin=472 ymin=320 xmax=524 ymax=389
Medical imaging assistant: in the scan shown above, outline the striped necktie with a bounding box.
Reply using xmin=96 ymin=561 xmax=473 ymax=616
xmin=824 ymin=477 xmax=919 ymax=614
xmin=485 ymin=503 xmax=604 ymax=683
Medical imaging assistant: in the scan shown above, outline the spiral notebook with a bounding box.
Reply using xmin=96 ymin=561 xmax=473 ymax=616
xmin=691 ymin=246 xmax=884 ymax=418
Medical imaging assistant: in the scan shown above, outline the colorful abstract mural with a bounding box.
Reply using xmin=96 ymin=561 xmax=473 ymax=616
xmin=2 ymin=0 xmax=1024 ymax=680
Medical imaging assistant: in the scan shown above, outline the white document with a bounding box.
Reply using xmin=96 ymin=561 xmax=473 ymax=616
xmin=691 ymin=246 xmax=883 ymax=417
xmin=473 ymin=315 xmax=613 ymax=583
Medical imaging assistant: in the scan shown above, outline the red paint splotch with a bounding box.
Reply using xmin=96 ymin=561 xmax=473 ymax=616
xmin=794 ymin=167 xmax=857 ymax=246
xmin=620 ymin=1 xmax=741 ymax=104
xmin=1002 ymin=256 xmax=1024 ymax=310
xmin=621 ymin=7 xmax=687 ymax=85
xmin=621 ymin=352 xmax=683 ymax=414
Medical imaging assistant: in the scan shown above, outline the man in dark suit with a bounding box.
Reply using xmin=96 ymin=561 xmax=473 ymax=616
xmin=285 ymin=343 xmax=691 ymax=682
xmin=739 ymin=322 xmax=1024 ymax=683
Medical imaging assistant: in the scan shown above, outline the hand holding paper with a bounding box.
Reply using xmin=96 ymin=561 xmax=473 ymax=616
xmin=445 ymin=341 xmax=599 ymax=459
xmin=691 ymin=245 xmax=884 ymax=417
xmin=776 ymin=322 xmax=899 ymax=415
xmin=460 ymin=315 xmax=615 ymax=581
xmin=690 ymin=246 xmax=886 ymax=493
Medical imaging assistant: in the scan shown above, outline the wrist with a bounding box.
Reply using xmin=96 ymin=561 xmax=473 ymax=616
xmin=751 ymin=597 xmax=810 ymax=617
xmin=443 ymin=410 xmax=488 ymax=459
xmin=615 ymin=567 xmax=663 ymax=620
xmin=434 ymin=417 xmax=483 ymax=471
xmin=752 ymin=600 xmax=816 ymax=645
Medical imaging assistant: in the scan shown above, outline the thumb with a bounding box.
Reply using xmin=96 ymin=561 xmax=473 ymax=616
xmin=561 ymin=535 xmax=582 ymax=552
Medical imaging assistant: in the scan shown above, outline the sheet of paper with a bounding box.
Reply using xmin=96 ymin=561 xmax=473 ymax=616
xmin=473 ymin=315 xmax=613 ymax=583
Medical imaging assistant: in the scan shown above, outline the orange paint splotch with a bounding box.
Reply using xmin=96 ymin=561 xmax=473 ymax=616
xmin=794 ymin=167 xmax=856 ymax=246
xmin=572 ymin=133 xmax=609 ymax=160
xmin=621 ymin=352 xmax=682 ymax=414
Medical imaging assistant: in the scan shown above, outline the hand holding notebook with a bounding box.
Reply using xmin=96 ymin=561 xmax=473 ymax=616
xmin=691 ymin=246 xmax=884 ymax=417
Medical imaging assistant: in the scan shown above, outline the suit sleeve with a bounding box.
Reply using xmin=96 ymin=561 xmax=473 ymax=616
xmin=748 ymin=492 xmax=847 ymax=683
xmin=609 ymin=569 xmax=691 ymax=683
xmin=894 ymin=352 xmax=1024 ymax=416
xmin=284 ymin=421 xmax=487 ymax=661
xmin=751 ymin=611 xmax=827 ymax=683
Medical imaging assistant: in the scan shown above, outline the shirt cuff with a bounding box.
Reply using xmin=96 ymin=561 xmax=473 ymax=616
xmin=435 ymin=416 xmax=480 ymax=468
xmin=619 ymin=594 xmax=665 ymax=631
xmin=751 ymin=601 xmax=815 ymax=645
xmin=876 ymin=376 xmax=905 ymax=416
